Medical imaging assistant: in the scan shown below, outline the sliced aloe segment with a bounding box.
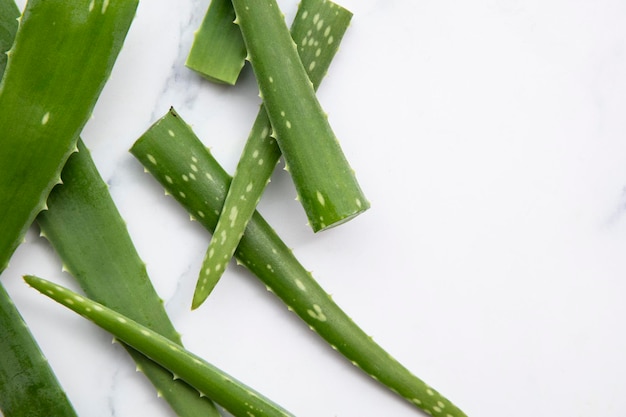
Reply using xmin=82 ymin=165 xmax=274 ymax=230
xmin=186 ymin=0 xmax=246 ymax=85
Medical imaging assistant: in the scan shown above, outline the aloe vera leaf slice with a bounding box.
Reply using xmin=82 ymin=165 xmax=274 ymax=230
xmin=131 ymin=109 xmax=469 ymax=417
xmin=36 ymin=139 xmax=221 ymax=417
xmin=185 ymin=0 xmax=246 ymax=85
xmin=231 ymin=0 xmax=369 ymax=232
xmin=0 ymin=0 xmax=138 ymax=272
xmin=24 ymin=275 xmax=295 ymax=417
xmin=193 ymin=0 xmax=353 ymax=308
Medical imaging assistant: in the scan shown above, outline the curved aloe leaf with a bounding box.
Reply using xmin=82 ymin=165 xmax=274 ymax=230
xmin=37 ymin=140 xmax=221 ymax=417
xmin=24 ymin=275 xmax=295 ymax=417
xmin=193 ymin=0 xmax=353 ymax=308
xmin=131 ymin=109 xmax=468 ymax=417
xmin=0 ymin=0 xmax=138 ymax=272
xmin=231 ymin=0 xmax=369 ymax=232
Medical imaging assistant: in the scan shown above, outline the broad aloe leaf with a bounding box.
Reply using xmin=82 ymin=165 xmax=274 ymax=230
xmin=0 ymin=0 xmax=138 ymax=272
xmin=0 ymin=2 xmax=78 ymax=415
xmin=37 ymin=140 xmax=221 ymax=417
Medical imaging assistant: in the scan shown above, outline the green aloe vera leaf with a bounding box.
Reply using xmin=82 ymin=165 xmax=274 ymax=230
xmin=0 ymin=0 xmax=18 ymax=74
xmin=0 ymin=3 xmax=77 ymax=415
xmin=193 ymin=0 xmax=353 ymax=308
xmin=185 ymin=0 xmax=246 ymax=85
xmin=131 ymin=109 xmax=468 ymax=417
xmin=36 ymin=139 xmax=221 ymax=417
xmin=24 ymin=275 xmax=295 ymax=417
xmin=231 ymin=0 xmax=369 ymax=232
xmin=0 ymin=282 xmax=78 ymax=417
xmin=0 ymin=0 xmax=138 ymax=273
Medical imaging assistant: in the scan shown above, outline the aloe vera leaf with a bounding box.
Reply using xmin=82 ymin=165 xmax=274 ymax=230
xmin=131 ymin=109 xmax=468 ymax=417
xmin=193 ymin=0 xmax=353 ymax=308
xmin=231 ymin=0 xmax=369 ymax=232
xmin=0 ymin=283 xmax=79 ymax=417
xmin=0 ymin=0 xmax=18 ymax=75
xmin=0 ymin=0 xmax=138 ymax=272
xmin=185 ymin=0 xmax=246 ymax=85
xmin=24 ymin=275 xmax=295 ymax=417
xmin=0 ymin=3 xmax=78 ymax=415
xmin=36 ymin=139 xmax=221 ymax=417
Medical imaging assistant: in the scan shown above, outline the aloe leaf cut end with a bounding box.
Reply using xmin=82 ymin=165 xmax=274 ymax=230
xmin=231 ymin=0 xmax=370 ymax=232
xmin=186 ymin=0 xmax=246 ymax=85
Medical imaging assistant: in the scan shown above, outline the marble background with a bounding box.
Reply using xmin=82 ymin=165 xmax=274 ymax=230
xmin=4 ymin=0 xmax=626 ymax=416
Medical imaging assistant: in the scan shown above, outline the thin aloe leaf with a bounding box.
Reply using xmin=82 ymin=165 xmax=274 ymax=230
xmin=0 ymin=3 xmax=78 ymax=415
xmin=231 ymin=0 xmax=369 ymax=232
xmin=0 ymin=282 xmax=78 ymax=417
xmin=185 ymin=0 xmax=246 ymax=85
xmin=193 ymin=0 xmax=353 ymax=308
xmin=131 ymin=109 xmax=468 ymax=417
xmin=36 ymin=139 xmax=221 ymax=417
xmin=0 ymin=0 xmax=138 ymax=272
xmin=24 ymin=275 xmax=295 ymax=417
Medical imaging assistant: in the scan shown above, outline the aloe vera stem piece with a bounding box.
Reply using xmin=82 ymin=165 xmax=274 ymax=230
xmin=0 ymin=282 xmax=79 ymax=417
xmin=0 ymin=0 xmax=138 ymax=272
xmin=231 ymin=0 xmax=369 ymax=232
xmin=131 ymin=109 xmax=468 ymax=417
xmin=36 ymin=139 xmax=221 ymax=417
xmin=24 ymin=275 xmax=295 ymax=417
xmin=185 ymin=0 xmax=246 ymax=85
xmin=193 ymin=0 xmax=353 ymax=308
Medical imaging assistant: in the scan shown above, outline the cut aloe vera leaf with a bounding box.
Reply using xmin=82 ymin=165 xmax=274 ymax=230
xmin=36 ymin=139 xmax=221 ymax=417
xmin=0 ymin=0 xmax=138 ymax=272
xmin=131 ymin=109 xmax=468 ymax=417
xmin=193 ymin=0 xmax=354 ymax=308
xmin=231 ymin=0 xmax=369 ymax=232
xmin=25 ymin=275 xmax=295 ymax=417
xmin=185 ymin=0 xmax=246 ymax=85
xmin=0 ymin=282 xmax=78 ymax=417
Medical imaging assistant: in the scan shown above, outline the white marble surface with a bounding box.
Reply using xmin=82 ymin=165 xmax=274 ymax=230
xmin=4 ymin=0 xmax=626 ymax=416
